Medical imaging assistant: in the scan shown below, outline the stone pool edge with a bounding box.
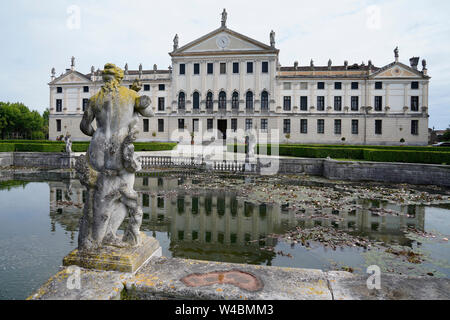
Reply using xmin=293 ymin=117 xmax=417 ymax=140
xmin=28 ymin=256 xmax=450 ymax=300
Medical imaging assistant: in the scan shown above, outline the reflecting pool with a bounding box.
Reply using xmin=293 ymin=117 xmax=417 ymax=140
xmin=1 ymin=170 xmax=449 ymax=299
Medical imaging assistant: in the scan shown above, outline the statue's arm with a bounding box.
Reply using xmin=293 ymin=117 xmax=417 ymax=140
xmin=135 ymin=95 xmax=154 ymax=117
xmin=80 ymin=100 xmax=95 ymax=136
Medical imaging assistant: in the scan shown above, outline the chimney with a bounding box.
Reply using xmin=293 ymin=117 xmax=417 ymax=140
xmin=409 ymin=57 xmax=419 ymax=70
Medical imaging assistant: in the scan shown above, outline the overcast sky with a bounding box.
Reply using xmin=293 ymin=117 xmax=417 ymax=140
xmin=0 ymin=0 xmax=449 ymax=129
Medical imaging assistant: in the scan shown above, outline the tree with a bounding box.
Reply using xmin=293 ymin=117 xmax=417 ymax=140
xmin=0 ymin=102 xmax=48 ymax=140
xmin=442 ymin=125 xmax=450 ymax=142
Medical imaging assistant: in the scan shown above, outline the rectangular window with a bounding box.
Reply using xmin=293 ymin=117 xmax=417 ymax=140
xmin=220 ymin=63 xmax=226 ymax=74
xmin=207 ymin=63 xmax=213 ymax=74
xmin=411 ymin=120 xmax=419 ymax=135
xmin=335 ymin=82 xmax=342 ymax=90
xmin=144 ymin=84 xmax=150 ymax=91
xmin=233 ymin=62 xmax=239 ymax=73
xmin=411 ymin=81 xmax=419 ymax=90
xmin=411 ymin=96 xmax=419 ymax=111
xmin=283 ymin=119 xmax=291 ymax=134
xmin=158 ymin=119 xmax=164 ymax=132
xmin=56 ymin=99 xmax=62 ymax=112
xmin=283 ymin=96 xmax=291 ymax=111
xmin=245 ymin=119 xmax=253 ymax=131
xmin=351 ymin=96 xmax=359 ymax=111
xmin=158 ymin=97 xmax=165 ymax=111
xmin=83 ymin=86 xmax=89 ymax=93
xmin=374 ymin=96 xmax=382 ymax=111
xmin=158 ymin=84 xmax=165 ymax=91
xmin=178 ymin=118 xmax=185 ymax=131
xmin=334 ymin=119 xmax=342 ymax=134
xmin=193 ymin=119 xmax=199 ymax=132
xmin=283 ymin=82 xmax=291 ymax=90
xmin=179 ymin=64 xmax=185 ymax=75
xmin=375 ymin=120 xmax=382 ymax=135
xmin=231 ymin=119 xmax=237 ymax=132
xmin=351 ymin=82 xmax=359 ymax=90
xmin=56 ymin=119 xmax=61 ymax=132
xmin=56 ymin=87 xmax=62 ymax=93
xmin=317 ymin=119 xmax=325 ymax=134
xmin=300 ymin=119 xmax=307 ymax=134
xmin=317 ymin=82 xmax=325 ymax=90
xmin=194 ymin=63 xmax=200 ymax=75
xmin=82 ymin=98 xmax=89 ymax=112
xmin=142 ymin=194 xmax=149 ymax=207
xmin=352 ymin=119 xmax=359 ymax=134
xmin=300 ymin=96 xmax=308 ymax=111
xmin=334 ymin=96 xmax=342 ymax=111
xmin=375 ymin=82 xmax=383 ymax=90
xmin=143 ymin=119 xmax=149 ymax=132
xmin=207 ymin=118 xmax=213 ymax=131
xmin=261 ymin=119 xmax=268 ymax=132
xmin=262 ymin=61 xmax=269 ymax=73
xmin=300 ymin=82 xmax=308 ymax=90
xmin=247 ymin=62 xmax=253 ymax=73
xmin=317 ymin=96 xmax=325 ymax=111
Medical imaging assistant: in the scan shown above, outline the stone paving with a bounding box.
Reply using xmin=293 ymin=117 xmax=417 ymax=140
xmin=30 ymin=256 xmax=450 ymax=300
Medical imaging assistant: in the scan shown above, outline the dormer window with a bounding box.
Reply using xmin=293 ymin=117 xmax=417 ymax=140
xmin=411 ymin=82 xmax=419 ymax=90
xmin=83 ymin=86 xmax=89 ymax=93
xmin=375 ymin=82 xmax=383 ymax=90
xmin=57 ymin=87 xmax=62 ymax=93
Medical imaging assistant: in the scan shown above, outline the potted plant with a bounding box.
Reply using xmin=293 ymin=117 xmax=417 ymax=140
xmin=190 ymin=132 xmax=195 ymax=145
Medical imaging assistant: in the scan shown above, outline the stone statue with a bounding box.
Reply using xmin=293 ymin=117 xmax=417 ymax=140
xmin=422 ymin=59 xmax=427 ymax=69
xmin=64 ymin=133 xmax=72 ymax=153
xmin=51 ymin=68 xmax=56 ymax=78
xmin=394 ymin=46 xmax=399 ymax=60
xmin=153 ymin=64 xmax=157 ymax=72
xmin=270 ymin=30 xmax=275 ymax=47
xmin=245 ymin=130 xmax=256 ymax=160
xmin=310 ymin=59 xmax=314 ymax=67
xmin=124 ymin=63 xmax=128 ymax=75
xmin=221 ymin=9 xmax=227 ymax=27
xmin=173 ymin=34 xmax=179 ymax=51
xmin=91 ymin=66 xmax=95 ymax=74
xmin=71 ymin=56 xmax=75 ymax=68
xmin=77 ymin=63 xmax=154 ymax=251
xmin=328 ymin=59 xmax=332 ymax=69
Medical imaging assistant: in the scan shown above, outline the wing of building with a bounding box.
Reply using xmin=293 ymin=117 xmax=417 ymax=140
xmin=48 ymin=10 xmax=430 ymax=145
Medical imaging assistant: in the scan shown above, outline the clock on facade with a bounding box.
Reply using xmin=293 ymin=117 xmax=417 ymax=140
xmin=216 ymin=35 xmax=230 ymax=49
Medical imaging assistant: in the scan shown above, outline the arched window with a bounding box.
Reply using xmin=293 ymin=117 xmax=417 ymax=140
xmin=218 ymin=91 xmax=226 ymax=110
xmin=232 ymin=92 xmax=239 ymax=109
xmin=206 ymin=92 xmax=213 ymax=109
xmin=193 ymin=92 xmax=200 ymax=109
xmin=246 ymin=91 xmax=253 ymax=110
xmin=261 ymin=91 xmax=269 ymax=110
xmin=178 ymin=92 xmax=185 ymax=110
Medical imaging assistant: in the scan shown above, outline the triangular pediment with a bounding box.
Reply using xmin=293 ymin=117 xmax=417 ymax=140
xmin=171 ymin=27 xmax=278 ymax=56
xmin=371 ymin=62 xmax=427 ymax=79
xmin=49 ymin=70 xmax=92 ymax=85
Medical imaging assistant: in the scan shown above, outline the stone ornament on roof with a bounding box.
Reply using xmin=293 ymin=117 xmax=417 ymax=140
xmin=173 ymin=34 xmax=179 ymax=51
xmin=71 ymin=56 xmax=75 ymax=69
xmin=270 ymin=30 xmax=275 ymax=47
xmin=394 ymin=46 xmax=399 ymax=62
xmin=221 ymin=8 xmax=227 ymax=27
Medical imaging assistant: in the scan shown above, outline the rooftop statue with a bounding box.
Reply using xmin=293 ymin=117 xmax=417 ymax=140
xmin=76 ymin=63 xmax=154 ymax=251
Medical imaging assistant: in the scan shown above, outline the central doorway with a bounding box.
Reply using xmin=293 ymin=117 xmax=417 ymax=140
xmin=217 ymin=119 xmax=227 ymax=140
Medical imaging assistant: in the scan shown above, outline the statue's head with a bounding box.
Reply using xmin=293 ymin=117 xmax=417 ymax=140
xmin=102 ymin=63 xmax=124 ymax=83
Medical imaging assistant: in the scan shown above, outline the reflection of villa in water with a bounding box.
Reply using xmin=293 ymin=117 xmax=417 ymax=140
xmin=49 ymin=175 xmax=425 ymax=263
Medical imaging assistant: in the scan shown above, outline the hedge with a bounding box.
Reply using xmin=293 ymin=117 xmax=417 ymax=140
xmin=363 ymin=149 xmax=450 ymax=165
xmin=227 ymin=144 xmax=450 ymax=164
xmin=0 ymin=141 xmax=177 ymax=153
xmin=0 ymin=143 xmax=15 ymax=152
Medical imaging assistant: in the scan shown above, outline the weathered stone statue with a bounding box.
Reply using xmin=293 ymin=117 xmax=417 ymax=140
xmin=270 ymin=30 xmax=275 ymax=47
xmin=173 ymin=34 xmax=179 ymax=51
xmin=221 ymin=9 xmax=227 ymax=27
xmin=76 ymin=63 xmax=154 ymax=251
xmin=64 ymin=133 xmax=72 ymax=153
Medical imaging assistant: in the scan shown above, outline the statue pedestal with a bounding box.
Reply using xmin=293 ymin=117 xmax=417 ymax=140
xmin=63 ymin=233 xmax=161 ymax=273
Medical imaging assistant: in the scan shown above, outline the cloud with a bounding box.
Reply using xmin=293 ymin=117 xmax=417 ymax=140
xmin=0 ymin=0 xmax=449 ymax=128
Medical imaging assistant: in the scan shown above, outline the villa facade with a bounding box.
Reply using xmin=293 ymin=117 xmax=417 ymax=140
xmin=48 ymin=10 xmax=430 ymax=145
